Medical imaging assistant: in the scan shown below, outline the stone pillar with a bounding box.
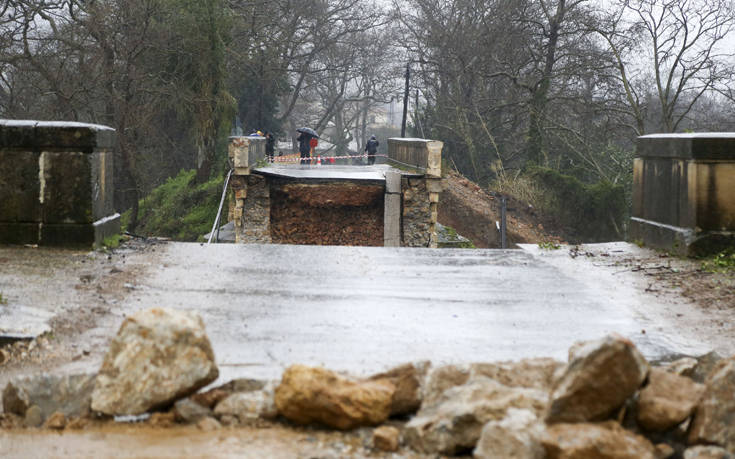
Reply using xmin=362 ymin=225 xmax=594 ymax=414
xmin=387 ymin=138 xmax=443 ymax=248
xmin=384 ymin=172 xmax=401 ymax=247
xmin=239 ymin=174 xmax=271 ymax=243
xmin=228 ymin=135 xmax=269 ymax=243
xmin=228 ymin=135 xmax=266 ymax=174
xmin=631 ymin=133 xmax=735 ymax=256
xmin=0 ymin=120 xmax=119 ymax=247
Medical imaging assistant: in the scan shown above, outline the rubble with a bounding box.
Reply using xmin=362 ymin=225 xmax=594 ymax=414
xmin=547 ymin=334 xmax=649 ymax=423
xmin=689 ymin=357 xmax=735 ymax=451
xmin=404 ymin=376 xmax=548 ymax=455
xmin=4 ymin=321 xmax=735 ymax=459
xmin=540 ymin=421 xmax=657 ymax=459
xmin=473 ymin=408 xmax=544 ymax=459
xmin=90 ymin=307 xmax=219 ymax=415
xmin=368 ymin=362 xmax=429 ymax=416
xmin=372 ymin=425 xmax=401 ymax=452
xmin=274 ymin=365 xmax=395 ymax=430
xmin=637 ymin=367 xmax=705 ymax=432
xmin=2 ymin=373 xmax=95 ymax=422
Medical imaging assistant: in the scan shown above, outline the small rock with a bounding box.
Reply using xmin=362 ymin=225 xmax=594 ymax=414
xmin=473 ymin=408 xmax=544 ymax=459
xmin=219 ymin=414 xmax=237 ymax=426
xmin=689 ymin=357 xmax=735 ymax=451
xmin=662 ymin=357 xmax=698 ymax=377
xmin=214 ymin=386 xmax=277 ymax=423
xmin=637 ymin=367 xmax=704 ymax=432
xmin=471 ymin=358 xmax=564 ymax=392
xmin=373 ymin=425 xmax=400 ymax=452
xmin=421 ymin=364 xmax=470 ymax=406
xmin=148 ymin=411 xmax=176 ymax=428
xmin=683 ymin=445 xmax=733 ymax=459
xmin=690 ymin=352 xmax=723 ymax=383
xmin=0 ymin=413 xmax=22 ymax=429
xmin=405 ymin=376 xmax=548 ymax=455
xmin=547 ymin=334 xmax=649 ymax=423
xmin=654 ymin=443 xmax=675 ymax=459
xmin=217 ymin=378 xmax=267 ymax=393
xmin=3 ymin=373 xmax=95 ymax=420
xmin=24 ymin=405 xmax=43 ymax=427
xmin=196 ymin=416 xmax=222 ymax=431
xmin=174 ymin=398 xmax=212 ymax=423
xmin=43 ymin=411 xmax=67 ymax=430
xmin=541 ymin=421 xmax=657 ymax=459
xmin=191 ymin=388 xmax=230 ymax=409
xmin=368 ymin=362 xmax=429 ymax=416
xmin=0 ymin=348 xmax=9 ymax=365
xmin=91 ymin=307 xmax=219 ymax=415
xmin=66 ymin=417 xmax=89 ymax=430
xmin=275 ymin=365 xmax=395 ymax=430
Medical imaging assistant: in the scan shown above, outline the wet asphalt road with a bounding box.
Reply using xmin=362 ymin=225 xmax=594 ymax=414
xmin=113 ymin=242 xmax=712 ymax=383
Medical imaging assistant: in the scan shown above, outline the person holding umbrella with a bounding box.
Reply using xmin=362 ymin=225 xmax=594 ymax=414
xmin=296 ymin=127 xmax=319 ymax=166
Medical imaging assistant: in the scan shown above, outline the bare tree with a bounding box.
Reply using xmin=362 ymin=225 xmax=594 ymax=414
xmin=591 ymin=0 xmax=735 ymax=134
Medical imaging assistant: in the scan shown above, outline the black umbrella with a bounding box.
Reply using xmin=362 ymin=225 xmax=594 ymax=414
xmin=296 ymin=127 xmax=319 ymax=139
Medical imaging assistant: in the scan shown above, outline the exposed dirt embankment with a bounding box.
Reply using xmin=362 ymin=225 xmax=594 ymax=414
xmin=270 ymin=182 xmax=384 ymax=246
xmin=439 ymin=171 xmax=564 ymax=248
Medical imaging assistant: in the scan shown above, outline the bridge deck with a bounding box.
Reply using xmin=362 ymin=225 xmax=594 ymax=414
xmin=253 ymin=163 xmax=422 ymax=181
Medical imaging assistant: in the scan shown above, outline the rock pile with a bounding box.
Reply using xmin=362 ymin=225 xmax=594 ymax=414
xmin=3 ymin=315 xmax=735 ymax=458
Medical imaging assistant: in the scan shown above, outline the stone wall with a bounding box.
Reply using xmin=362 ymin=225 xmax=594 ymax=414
xmin=631 ymin=133 xmax=735 ymax=256
xmin=237 ymin=174 xmax=271 ymax=244
xmin=0 ymin=120 xmax=119 ymax=247
xmin=387 ymin=138 xmax=443 ymax=248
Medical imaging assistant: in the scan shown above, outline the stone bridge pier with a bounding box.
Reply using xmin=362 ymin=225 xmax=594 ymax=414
xmin=227 ymin=137 xmax=443 ymax=247
xmin=631 ymin=133 xmax=735 ymax=256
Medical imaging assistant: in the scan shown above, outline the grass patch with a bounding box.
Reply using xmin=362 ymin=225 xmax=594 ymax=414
xmin=123 ymin=169 xmax=226 ymax=242
xmin=102 ymin=234 xmax=123 ymax=250
xmin=701 ymin=249 xmax=735 ymax=273
xmin=538 ymin=241 xmax=561 ymax=250
xmin=0 ymin=292 xmax=6 ymax=305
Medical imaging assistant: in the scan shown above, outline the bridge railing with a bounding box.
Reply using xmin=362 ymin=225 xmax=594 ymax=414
xmin=387 ymin=138 xmax=443 ymax=178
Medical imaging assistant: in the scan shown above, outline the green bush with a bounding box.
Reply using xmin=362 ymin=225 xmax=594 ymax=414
xmin=530 ymin=167 xmax=627 ymax=242
xmin=123 ymin=169 xmax=226 ymax=241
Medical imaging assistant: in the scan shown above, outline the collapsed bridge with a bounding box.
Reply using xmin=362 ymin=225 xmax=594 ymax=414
xmin=227 ymin=136 xmax=444 ymax=248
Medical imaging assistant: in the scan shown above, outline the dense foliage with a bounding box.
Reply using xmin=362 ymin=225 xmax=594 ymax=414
xmin=123 ymin=169 xmax=225 ymax=241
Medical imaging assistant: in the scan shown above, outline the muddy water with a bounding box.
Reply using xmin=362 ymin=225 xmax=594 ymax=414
xmin=0 ymin=424 xmax=416 ymax=459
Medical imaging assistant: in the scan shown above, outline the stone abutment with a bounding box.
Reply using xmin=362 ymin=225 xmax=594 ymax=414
xmin=0 ymin=120 xmax=120 ymax=247
xmin=631 ymin=133 xmax=735 ymax=256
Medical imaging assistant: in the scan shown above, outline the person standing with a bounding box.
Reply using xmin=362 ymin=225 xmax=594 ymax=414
xmin=297 ymin=131 xmax=311 ymax=166
xmin=265 ymin=132 xmax=275 ymax=162
xmin=364 ymin=135 xmax=379 ymax=165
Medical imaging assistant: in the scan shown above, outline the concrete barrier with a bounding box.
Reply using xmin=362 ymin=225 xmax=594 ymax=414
xmin=0 ymin=120 xmax=119 ymax=247
xmin=630 ymin=133 xmax=735 ymax=256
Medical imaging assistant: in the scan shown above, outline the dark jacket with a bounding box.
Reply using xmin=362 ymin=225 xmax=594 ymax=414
xmin=297 ymin=133 xmax=311 ymax=155
xmin=365 ymin=138 xmax=379 ymax=154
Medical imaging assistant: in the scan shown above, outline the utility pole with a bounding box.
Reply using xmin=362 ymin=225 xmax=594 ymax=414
xmin=401 ymin=62 xmax=410 ymax=137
